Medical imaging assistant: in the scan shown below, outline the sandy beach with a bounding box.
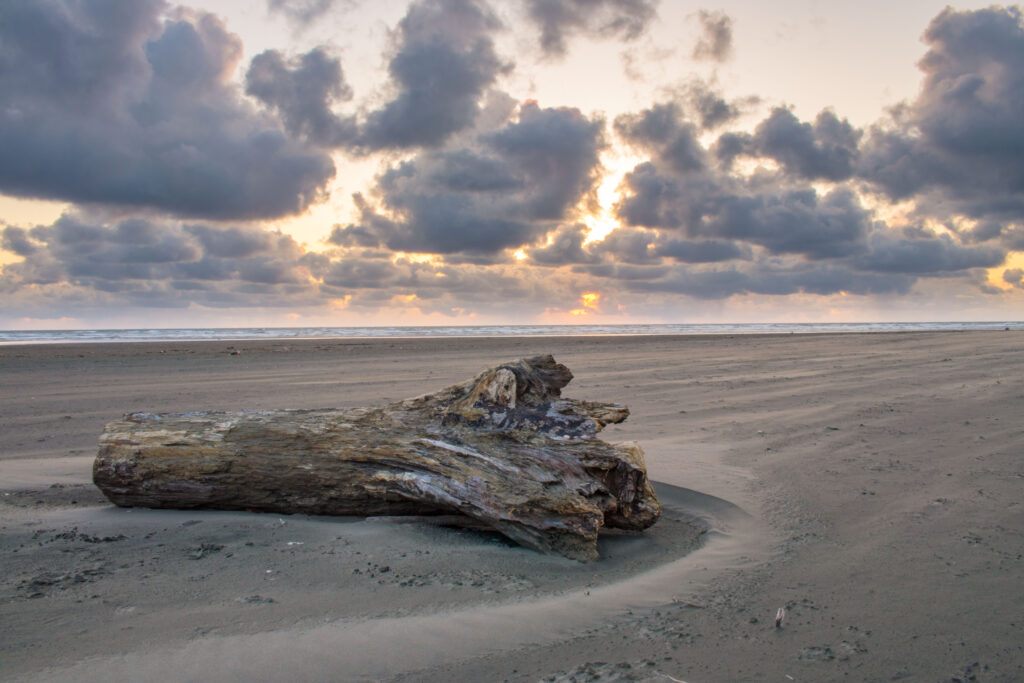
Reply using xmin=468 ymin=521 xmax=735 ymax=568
xmin=2 ymin=331 xmax=1023 ymax=681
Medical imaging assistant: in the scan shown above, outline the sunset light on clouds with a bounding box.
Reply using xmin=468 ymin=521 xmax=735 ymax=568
xmin=1 ymin=0 xmax=1023 ymax=328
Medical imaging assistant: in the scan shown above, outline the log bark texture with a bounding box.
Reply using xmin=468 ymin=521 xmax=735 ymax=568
xmin=93 ymin=355 xmax=661 ymax=560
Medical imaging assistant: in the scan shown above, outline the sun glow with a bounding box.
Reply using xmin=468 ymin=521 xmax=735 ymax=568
xmin=581 ymin=151 xmax=645 ymax=244
xmin=569 ymin=291 xmax=601 ymax=316
xmin=393 ymin=252 xmax=438 ymax=265
xmin=987 ymin=251 xmax=1024 ymax=290
xmin=329 ymin=295 xmax=352 ymax=309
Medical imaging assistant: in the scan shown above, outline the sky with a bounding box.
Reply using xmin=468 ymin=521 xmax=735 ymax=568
xmin=1 ymin=0 xmax=1023 ymax=329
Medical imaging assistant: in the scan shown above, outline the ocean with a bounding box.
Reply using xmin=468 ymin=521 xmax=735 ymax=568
xmin=1 ymin=321 xmax=1021 ymax=344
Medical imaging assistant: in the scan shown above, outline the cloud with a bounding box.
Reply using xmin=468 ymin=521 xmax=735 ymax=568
xmin=246 ymin=47 xmax=357 ymax=147
xmin=616 ymin=150 xmax=1008 ymax=272
xmin=615 ymin=161 xmax=718 ymax=230
xmin=528 ymin=224 xmax=595 ymax=266
xmin=267 ymin=0 xmax=341 ymax=27
xmin=486 ymin=103 xmax=606 ymax=219
xmin=710 ymin=107 xmax=862 ymax=181
xmin=624 ymin=262 xmax=913 ymax=300
xmin=704 ymin=188 xmax=871 ymax=259
xmin=0 ymin=0 xmax=335 ymax=220
xmin=182 ymin=224 xmax=276 ymax=259
xmin=615 ymin=103 xmax=707 ymax=174
xmin=692 ymin=10 xmax=733 ymax=62
xmin=858 ymin=6 xmax=1024 ymax=221
xmin=855 ymin=231 xmax=1006 ymax=274
xmin=618 ymin=167 xmax=870 ymax=259
xmin=249 ymin=1 xmax=517 ymax=154
xmin=528 ymin=225 xmax=749 ymax=268
xmin=1003 ymin=268 xmax=1024 ymax=288
xmin=681 ymin=80 xmax=756 ymax=130
xmin=611 ymin=96 xmax=1009 ymax=292
xmin=3 ymin=2 xmax=1019 ymax=323
xmin=348 ymin=102 xmax=605 ymax=255
xmin=1 ymin=226 xmax=38 ymax=257
xmin=357 ymin=0 xmax=508 ymax=150
xmin=590 ymin=228 xmax=658 ymax=265
xmin=655 ymin=238 xmax=749 ymax=263
xmin=524 ymin=0 xmax=658 ymax=57
xmin=748 ymin=108 xmax=861 ymax=181
xmin=0 ymin=214 xmax=319 ymax=307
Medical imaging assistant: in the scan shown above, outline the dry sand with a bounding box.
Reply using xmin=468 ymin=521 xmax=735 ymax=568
xmin=1 ymin=331 xmax=1023 ymax=682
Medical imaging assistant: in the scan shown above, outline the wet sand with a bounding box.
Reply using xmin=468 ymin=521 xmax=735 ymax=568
xmin=2 ymin=331 xmax=1023 ymax=681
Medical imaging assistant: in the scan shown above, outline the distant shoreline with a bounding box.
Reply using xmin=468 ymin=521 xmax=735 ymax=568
xmin=2 ymin=320 xmax=1021 ymax=345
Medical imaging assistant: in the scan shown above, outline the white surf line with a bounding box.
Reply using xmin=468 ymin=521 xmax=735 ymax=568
xmin=22 ymin=490 xmax=772 ymax=683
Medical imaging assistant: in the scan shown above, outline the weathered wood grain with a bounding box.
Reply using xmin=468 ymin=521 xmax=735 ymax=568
xmin=93 ymin=355 xmax=661 ymax=560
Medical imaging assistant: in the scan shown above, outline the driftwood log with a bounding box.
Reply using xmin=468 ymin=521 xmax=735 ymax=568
xmin=93 ymin=355 xmax=660 ymax=560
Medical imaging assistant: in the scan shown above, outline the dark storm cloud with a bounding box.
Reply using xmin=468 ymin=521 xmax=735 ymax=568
xmin=687 ymin=89 xmax=736 ymax=130
xmin=249 ymin=1 xmax=518 ymax=154
xmin=321 ymin=258 xmax=404 ymax=289
xmin=616 ymin=155 xmax=1006 ymax=270
xmin=1 ymin=227 xmax=38 ymax=257
xmin=182 ymin=225 xmax=276 ymax=258
xmin=1003 ymin=228 xmax=1024 ymax=251
xmin=267 ymin=0 xmax=340 ymax=27
xmin=427 ymin=148 xmax=524 ymax=193
xmin=614 ymin=161 xmax=710 ymax=229
xmin=350 ymin=103 xmax=605 ymax=255
xmin=486 ymin=103 xmax=606 ymax=219
xmin=617 ymin=158 xmax=870 ymax=257
xmin=1003 ymin=268 xmax=1024 ymax=288
xmin=709 ymin=107 xmax=862 ymax=180
xmin=609 ymin=93 xmax=1010 ymax=292
xmin=4 ymin=2 xmax=1018 ymax=320
xmin=572 ymin=262 xmax=668 ymax=283
xmin=681 ymin=81 xmax=755 ymax=130
xmin=705 ymin=188 xmax=870 ymax=259
xmin=615 ymin=103 xmax=707 ymax=174
xmin=0 ymin=214 xmax=315 ymax=301
xmin=626 ymin=262 xmax=913 ymax=300
xmin=0 ymin=0 xmax=335 ymax=219
xmin=315 ymin=254 xmax=554 ymax=315
xmin=957 ymin=220 xmax=1024 ymax=254
xmin=750 ymin=108 xmax=861 ymax=181
xmin=246 ymin=47 xmax=357 ymax=147
xmin=858 ymin=6 xmax=1024 ymax=221
xmin=524 ymin=0 xmax=658 ymax=57
xmin=528 ymin=225 xmax=748 ymax=268
xmin=589 ymin=228 xmax=745 ymax=266
xmin=528 ymin=224 xmax=595 ymax=266
xmin=959 ymin=220 xmax=1004 ymax=244
xmin=358 ymin=0 xmax=508 ymax=150
xmin=326 ymin=195 xmax=392 ymax=248
xmin=692 ymin=10 xmax=733 ymax=62
xmin=655 ymin=238 xmax=748 ymax=263
xmin=591 ymin=228 xmax=658 ymax=264
xmin=855 ymin=232 xmax=1005 ymax=274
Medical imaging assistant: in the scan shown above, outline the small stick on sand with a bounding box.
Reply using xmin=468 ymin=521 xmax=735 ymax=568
xmin=671 ymin=597 xmax=706 ymax=608
xmin=775 ymin=607 xmax=786 ymax=628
